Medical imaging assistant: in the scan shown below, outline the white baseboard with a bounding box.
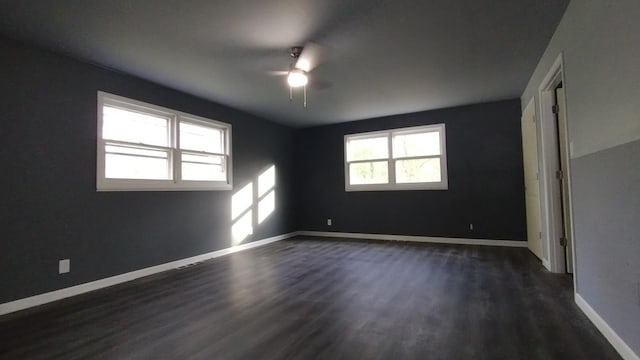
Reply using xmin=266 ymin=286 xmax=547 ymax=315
xmin=0 ymin=232 xmax=297 ymax=316
xmin=297 ymin=231 xmax=527 ymax=247
xmin=575 ymin=293 xmax=639 ymax=360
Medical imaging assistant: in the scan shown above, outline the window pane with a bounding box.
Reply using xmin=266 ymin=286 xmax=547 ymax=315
xmin=102 ymin=106 xmax=170 ymax=146
xmin=180 ymin=121 xmax=223 ymax=153
xmin=105 ymin=145 xmax=171 ymax=180
xmin=349 ymin=161 xmax=389 ymax=185
xmin=392 ymin=131 xmax=440 ymax=158
xmin=395 ymin=158 xmax=441 ymax=183
xmin=347 ymin=136 xmax=388 ymax=161
xmin=181 ymin=153 xmax=225 ymax=181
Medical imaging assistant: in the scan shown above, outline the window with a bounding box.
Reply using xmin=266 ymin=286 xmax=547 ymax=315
xmin=97 ymin=92 xmax=232 ymax=191
xmin=344 ymin=124 xmax=447 ymax=191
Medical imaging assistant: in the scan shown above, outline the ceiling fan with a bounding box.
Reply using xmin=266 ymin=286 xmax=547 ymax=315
xmin=270 ymin=43 xmax=327 ymax=107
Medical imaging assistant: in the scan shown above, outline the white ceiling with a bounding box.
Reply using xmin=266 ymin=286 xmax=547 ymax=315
xmin=0 ymin=0 xmax=569 ymax=127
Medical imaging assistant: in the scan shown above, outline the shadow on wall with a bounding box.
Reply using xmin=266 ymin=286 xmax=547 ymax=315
xmin=231 ymin=165 xmax=276 ymax=245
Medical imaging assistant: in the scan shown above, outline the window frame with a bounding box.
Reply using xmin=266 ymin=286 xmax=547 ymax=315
xmin=97 ymin=91 xmax=232 ymax=191
xmin=344 ymin=123 xmax=448 ymax=191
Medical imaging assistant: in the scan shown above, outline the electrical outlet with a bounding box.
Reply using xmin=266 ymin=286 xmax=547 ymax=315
xmin=470 ymin=223 xmax=474 ymax=231
xmin=327 ymin=218 xmax=332 ymax=226
xmin=59 ymin=259 xmax=70 ymax=274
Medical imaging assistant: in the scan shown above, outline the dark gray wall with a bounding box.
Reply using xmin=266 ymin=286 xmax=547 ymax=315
xmin=295 ymin=100 xmax=526 ymax=241
xmin=0 ymin=36 xmax=529 ymax=306
xmin=0 ymin=36 xmax=296 ymax=303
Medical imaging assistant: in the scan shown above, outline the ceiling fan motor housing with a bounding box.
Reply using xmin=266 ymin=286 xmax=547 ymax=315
xmin=290 ymin=46 xmax=303 ymax=59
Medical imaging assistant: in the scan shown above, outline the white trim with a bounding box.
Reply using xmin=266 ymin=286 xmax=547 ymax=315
xmin=575 ymin=294 xmax=639 ymax=360
xmin=0 ymin=232 xmax=297 ymax=316
xmin=537 ymin=54 xmax=564 ymax=94
xmin=542 ymin=258 xmax=551 ymax=270
xmin=97 ymin=91 xmax=233 ymax=192
xmin=297 ymin=231 xmax=526 ymax=247
xmin=344 ymin=123 xmax=448 ymax=191
xmin=537 ymin=54 xmax=564 ymax=273
xmin=535 ymin=52 xmax=576 ymax=277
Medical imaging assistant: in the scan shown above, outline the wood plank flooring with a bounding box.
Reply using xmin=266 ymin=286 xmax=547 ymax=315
xmin=0 ymin=237 xmax=621 ymax=359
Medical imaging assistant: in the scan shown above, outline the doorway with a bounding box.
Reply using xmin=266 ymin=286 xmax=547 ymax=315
xmin=553 ymin=83 xmax=573 ymax=273
xmin=536 ymin=53 xmax=575 ymax=276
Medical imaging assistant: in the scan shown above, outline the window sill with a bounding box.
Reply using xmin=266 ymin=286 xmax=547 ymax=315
xmin=97 ymin=180 xmax=232 ymax=192
xmin=345 ymin=182 xmax=448 ymax=192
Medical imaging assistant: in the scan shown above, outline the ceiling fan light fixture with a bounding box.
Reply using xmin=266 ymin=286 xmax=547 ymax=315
xmin=287 ymin=69 xmax=308 ymax=87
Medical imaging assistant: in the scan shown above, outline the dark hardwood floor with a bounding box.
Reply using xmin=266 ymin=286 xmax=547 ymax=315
xmin=0 ymin=237 xmax=620 ymax=359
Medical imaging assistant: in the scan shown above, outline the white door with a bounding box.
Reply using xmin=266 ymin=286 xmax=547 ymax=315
xmin=521 ymin=99 xmax=543 ymax=260
xmin=555 ymin=86 xmax=573 ymax=273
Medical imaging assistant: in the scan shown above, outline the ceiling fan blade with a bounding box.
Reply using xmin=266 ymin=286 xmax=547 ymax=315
xmin=295 ymin=42 xmax=328 ymax=73
xmin=266 ymin=70 xmax=289 ymax=76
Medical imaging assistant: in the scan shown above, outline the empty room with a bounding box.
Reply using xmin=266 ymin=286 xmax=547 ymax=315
xmin=0 ymin=1 xmax=638 ymax=359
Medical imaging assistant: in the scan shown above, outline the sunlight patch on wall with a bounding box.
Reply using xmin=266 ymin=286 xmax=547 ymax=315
xmin=231 ymin=210 xmax=253 ymax=244
xmin=258 ymin=165 xmax=275 ymax=197
xmin=258 ymin=165 xmax=276 ymax=224
xmin=232 ymin=182 xmax=253 ymax=220
xmin=230 ymin=165 xmax=277 ymax=245
xmin=258 ymin=190 xmax=275 ymax=224
xmin=231 ymin=182 xmax=254 ymax=244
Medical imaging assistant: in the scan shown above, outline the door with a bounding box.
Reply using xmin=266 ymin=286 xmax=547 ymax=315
xmin=555 ymin=86 xmax=573 ymax=273
xmin=521 ymin=99 xmax=542 ymax=259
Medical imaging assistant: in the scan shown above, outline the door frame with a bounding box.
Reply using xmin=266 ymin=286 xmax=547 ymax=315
xmin=536 ymin=53 xmax=576 ymax=278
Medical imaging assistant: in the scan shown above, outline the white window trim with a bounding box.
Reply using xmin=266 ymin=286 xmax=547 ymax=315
xmin=97 ymin=91 xmax=232 ymax=191
xmin=344 ymin=124 xmax=448 ymax=191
